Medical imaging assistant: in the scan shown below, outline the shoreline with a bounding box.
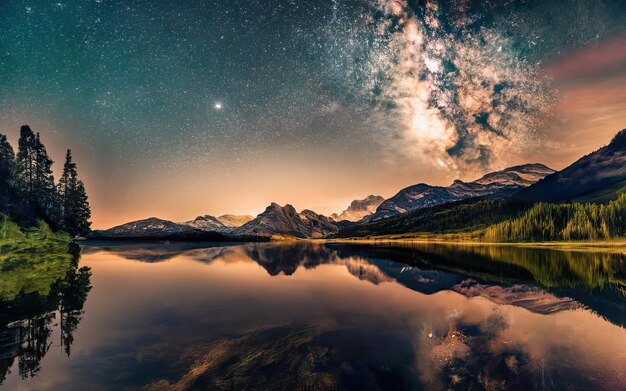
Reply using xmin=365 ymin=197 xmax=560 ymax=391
xmin=312 ymin=237 xmax=626 ymax=253
xmin=80 ymin=236 xmax=626 ymax=253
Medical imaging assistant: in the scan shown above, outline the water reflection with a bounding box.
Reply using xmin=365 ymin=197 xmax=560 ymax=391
xmin=0 ymin=245 xmax=92 ymax=385
xmin=84 ymin=241 xmax=625 ymax=327
xmin=329 ymin=243 xmax=626 ymax=327
xmin=4 ymin=241 xmax=625 ymax=390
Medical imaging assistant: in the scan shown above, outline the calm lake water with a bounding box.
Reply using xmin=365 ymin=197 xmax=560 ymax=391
xmin=1 ymin=241 xmax=625 ymax=390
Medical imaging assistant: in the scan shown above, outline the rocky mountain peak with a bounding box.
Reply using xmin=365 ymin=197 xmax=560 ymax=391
xmin=236 ymin=203 xmax=338 ymax=238
xmin=609 ymin=129 xmax=626 ymax=149
xmin=262 ymin=203 xmax=295 ymax=219
xmin=331 ymin=195 xmax=385 ymax=222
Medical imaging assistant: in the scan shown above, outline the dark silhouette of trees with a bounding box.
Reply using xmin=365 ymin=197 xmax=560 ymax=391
xmin=16 ymin=125 xmax=37 ymax=206
xmin=0 ymin=255 xmax=92 ymax=385
xmin=16 ymin=127 xmax=58 ymax=223
xmin=33 ymin=133 xmax=58 ymax=222
xmin=0 ymin=125 xmax=91 ymax=236
xmin=18 ymin=313 xmax=54 ymax=379
xmin=0 ymin=134 xmax=15 ymax=209
xmin=58 ymin=150 xmax=91 ymax=236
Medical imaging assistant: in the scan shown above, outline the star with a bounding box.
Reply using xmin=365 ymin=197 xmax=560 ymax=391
xmin=214 ymin=102 xmax=223 ymax=110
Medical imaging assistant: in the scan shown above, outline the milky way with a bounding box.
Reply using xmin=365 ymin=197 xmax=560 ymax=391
xmin=322 ymin=0 xmax=556 ymax=173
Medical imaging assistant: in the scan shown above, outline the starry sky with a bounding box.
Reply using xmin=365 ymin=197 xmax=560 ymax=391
xmin=1 ymin=0 xmax=625 ymax=228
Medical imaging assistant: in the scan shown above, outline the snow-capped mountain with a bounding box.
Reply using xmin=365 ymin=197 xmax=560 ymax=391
xmin=516 ymin=129 xmax=626 ymax=203
xmin=472 ymin=163 xmax=556 ymax=187
xmin=93 ymin=217 xmax=201 ymax=238
xmin=235 ymin=203 xmax=339 ymax=239
xmin=182 ymin=215 xmax=227 ymax=231
xmin=182 ymin=214 xmax=254 ymax=231
xmin=217 ymin=214 xmax=254 ymax=227
xmin=93 ymin=213 xmax=256 ymax=238
xmin=369 ymin=163 xmax=555 ymax=221
xmin=330 ymin=195 xmax=385 ymax=222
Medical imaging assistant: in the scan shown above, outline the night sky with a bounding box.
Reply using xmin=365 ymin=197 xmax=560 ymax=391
xmin=1 ymin=0 xmax=625 ymax=228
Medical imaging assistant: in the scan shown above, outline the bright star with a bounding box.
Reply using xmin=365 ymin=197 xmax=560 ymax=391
xmin=214 ymin=102 xmax=223 ymax=110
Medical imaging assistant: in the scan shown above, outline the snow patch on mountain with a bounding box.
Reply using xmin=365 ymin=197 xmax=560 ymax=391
xmin=369 ymin=163 xmax=555 ymax=221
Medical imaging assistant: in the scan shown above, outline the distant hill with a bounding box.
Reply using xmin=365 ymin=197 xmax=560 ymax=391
xmin=330 ymin=195 xmax=385 ymax=222
xmin=234 ymin=203 xmax=338 ymax=239
xmin=516 ymin=129 xmax=626 ymax=203
xmin=369 ymin=163 xmax=554 ymax=220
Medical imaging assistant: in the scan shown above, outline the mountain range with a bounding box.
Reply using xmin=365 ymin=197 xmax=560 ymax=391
xmin=91 ymin=129 xmax=626 ymax=241
xmin=92 ymin=162 xmax=548 ymax=240
xmin=182 ymin=214 xmax=254 ymax=232
xmin=368 ymin=163 xmax=555 ymax=221
xmin=92 ymin=214 xmax=254 ymax=239
xmin=95 ymin=217 xmax=199 ymax=238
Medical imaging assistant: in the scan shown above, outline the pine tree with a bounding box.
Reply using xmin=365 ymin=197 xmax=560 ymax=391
xmin=32 ymin=132 xmax=58 ymax=221
xmin=58 ymin=150 xmax=91 ymax=236
xmin=0 ymin=133 xmax=15 ymax=211
xmin=16 ymin=125 xmax=36 ymax=205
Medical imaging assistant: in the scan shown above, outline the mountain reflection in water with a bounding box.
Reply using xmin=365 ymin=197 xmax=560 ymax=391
xmin=2 ymin=241 xmax=625 ymax=390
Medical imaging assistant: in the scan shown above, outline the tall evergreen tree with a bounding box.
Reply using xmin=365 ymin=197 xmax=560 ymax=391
xmin=0 ymin=133 xmax=15 ymax=211
xmin=58 ymin=150 xmax=91 ymax=236
xmin=33 ymin=132 xmax=58 ymax=220
xmin=16 ymin=125 xmax=37 ymax=205
xmin=14 ymin=126 xmax=61 ymax=224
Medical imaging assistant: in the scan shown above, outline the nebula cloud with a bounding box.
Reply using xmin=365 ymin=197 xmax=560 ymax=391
xmin=363 ymin=0 xmax=555 ymax=173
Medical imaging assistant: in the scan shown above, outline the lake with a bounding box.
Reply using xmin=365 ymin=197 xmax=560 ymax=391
xmin=1 ymin=241 xmax=625 ymax=390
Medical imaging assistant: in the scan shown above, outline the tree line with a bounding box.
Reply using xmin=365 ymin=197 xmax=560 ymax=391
xmin=484 ymin=193 xmax=626 ymax=242
xmin=0 ymin=125 xmax=91 ymax=236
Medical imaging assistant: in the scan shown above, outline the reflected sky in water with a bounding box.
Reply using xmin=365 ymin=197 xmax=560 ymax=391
xmin=2 ymin=242 xmax=625 ymax=390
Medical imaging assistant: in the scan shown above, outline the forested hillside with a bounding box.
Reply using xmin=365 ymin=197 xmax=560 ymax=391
xmin=334 ymin=193 xmax=626 ymax=243
xmin=484 ymin=194 xmax=626 ymax=242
